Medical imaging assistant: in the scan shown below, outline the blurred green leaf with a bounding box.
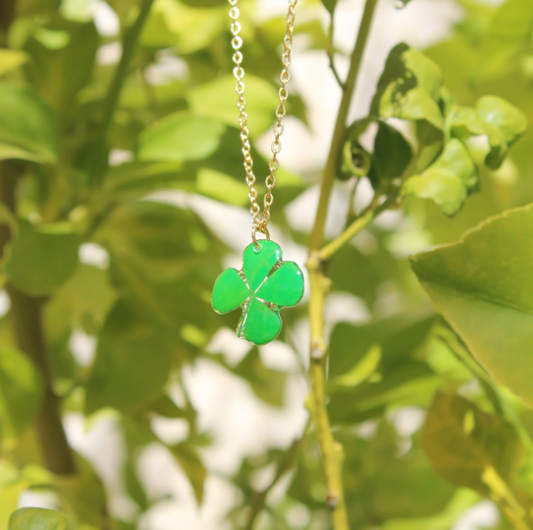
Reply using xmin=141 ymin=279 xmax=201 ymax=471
xmin=402 ymin=139 xmax=477 ymax=215
xmin=320 ymin=0 xmax=338 ymax=16
xmin=411 ymin=204 xmax=533 ymax=410
xmin=85 ymin=299 xmax=173 ymax=414
xmin=328 ymin=345 xmax=381 ymax=391
xmin=371 ymin=43 xmax=444 ymax=129
xmin=423 ymin=392 xmax=531 ymax=528
xmin=169 ymin=442 xmax=206 ymax=504
xmin=137 ymin=112 xmax=226 ymax=163
xmin=47 ymin=263 xmax=116 ymax=335
xmin=379 ymin=489 xmax=480 ymax=530
xmin=479 ymin=0 xmax=533 ymax=77
xmin=0 ymin=470 xmax=30 ymax=530
xmin=144 ymin=0 xmax=226 ymax=54
xmin=5 ymin=220 xmax=79 ymax=296
xmin=0 ymin=50 xmax=28 ymax=77
xmin=8 ymin=508 xmax=68 ymax=530
xmin=24 ymin=18 xmax=98 ymax=122
xmin=196 ymin=168 xmax=249 ymax=206
xmin=328 ymin=318 xmax=437 ymax=423
xmin=180 ymin=0 xmax=226 ymax=6
xmin=0 ymin=85 xmax=61 ymax=163
xmin=187 ymin=75 xmax=279 ymax=137
xmin=55 ymin=469 xmax=107 ymax=528
xmin=0 ymin=346 xmax=42 ymax=451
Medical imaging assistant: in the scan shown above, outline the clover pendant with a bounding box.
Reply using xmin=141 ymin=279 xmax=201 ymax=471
xmin=212 ymin=240 xmax=304 ymax=345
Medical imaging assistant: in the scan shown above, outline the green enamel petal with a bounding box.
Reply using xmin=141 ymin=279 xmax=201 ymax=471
xmin=212 ymin=268 xmax=250 ymax=314
xmin=256 ymin=261 xmax=304 ymax=308
xmin=239 ymin=298 xmax=282 ymax=346
xmin=243 ymin=240 xmax=282 ymax=292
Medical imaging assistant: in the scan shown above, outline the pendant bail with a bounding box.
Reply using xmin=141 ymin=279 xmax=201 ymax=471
xmin=252 ymin=223 xmax=270 ymax=248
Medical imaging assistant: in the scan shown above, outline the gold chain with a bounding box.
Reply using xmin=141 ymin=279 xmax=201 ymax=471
xmin=228 ymin=0 xmax=298 ymax=241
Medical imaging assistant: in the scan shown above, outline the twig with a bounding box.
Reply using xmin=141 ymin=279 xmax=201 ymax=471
xmin=320 ymin=192 xmax=391 ymax=262
xmin=309 ymin=0 xmax=379 ymax=252
xmin=306 ymin=1 xmax=379 ymax=529
xmin=89 ymin=0 xmax=156 ymax=189
xmin=0 ymin=162 xmax=77 ymax=475
xmin=243 ymin=440 xmax=301 ymax=530
xmin=326 ymin=16 xmax=344 ymax=89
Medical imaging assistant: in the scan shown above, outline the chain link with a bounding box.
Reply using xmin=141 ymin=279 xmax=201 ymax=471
xmin=229 ymin=0 xmax=298 ymax=238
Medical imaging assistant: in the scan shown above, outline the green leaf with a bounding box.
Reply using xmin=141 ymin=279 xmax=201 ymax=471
xmin=339 ymin=119 xmax=372 ymax=180
xmin=0 ymin=474 xmax=30 ymax=530
xmin=187 ymin=75 xmax=279 ymax=137
xmin=449 ymin=106 xmax=506 ymax=169
xmin=85 ymin=299 xmax=174 ymax=414
xmin=196 ymin=168 xmax=249 ymax=206
xmin=0 ymin=346 xmax=42 ymax=451
xmin=9 ymin=508 xmax=68 ymax=530
xmin=411 ymin=204 xmax=533 ymax=410
xmin=476 ymin=96 xmax=527 ymax=149
xmin=180 ymin=0 xmax=226 ymax=6
xmin=137 ymin=112 xmax=226 ymax=163
xmin=479 ymin=0 xmax=533 ymax=77
xmin=0 ymin=50 xmax=28 ymax=76
xmin=14 ymin=0 xmax=60 ymax=16
xmin=103 ymin=162 xmax=192 ymax=201
xmin=328 ymin=344 xmax=381 ymax=391
xmin=448 ymin=96 xmax=527 ymax=170
xmin=321 ymin=0 xmax=338 ymax=16
xmin=5 ymin=220 xmax=80 ymax=296
xmin=55 ymin=472 xmax=107 ymax=528
xmin=415 ymin=119 xmax=444 ymax=173
xmin=328 ymin=318 xmax=437 ymax=423
xmin=368 ymin=120 xmax=412 ymax=187
xmin=169 ymin=442 xmax=206 ymax=504
xmin=371 ymin=43 xmax=444 ymax=129
xmin=379 ymin=489 xmax=480 ymax=530
xmin=0 ymin=85 xmax=61 ymax=163
xmin=144 ymin=0 xmax=226 ymax=54
xmin=402 ymin=139 xmax=477 ymax=215
xmin=24 ymin=19 xmax=98 ymax=122
xmin=423 ymin=392 xmax=530 ymax=526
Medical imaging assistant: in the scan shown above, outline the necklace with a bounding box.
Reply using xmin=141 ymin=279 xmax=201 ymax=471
xmin=211 ymin=0 xmax=304 ymax=346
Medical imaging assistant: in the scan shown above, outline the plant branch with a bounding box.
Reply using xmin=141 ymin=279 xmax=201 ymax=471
xmin=243 ymin=440 xmax=301 ymax=530
xmin=320 ymin=192 xmax=393 ymax=262
xmin=306 ymin=2 xmax=379 ymax=528
xmin=326 ymin=16 xmax=344 ymax=89
xmin=0 ymin=0 xmax=16 ymax=47
xmin=6 ymin=286 xmax=78 ymax=475
xmin=309 ymin=0 xmax=378 ymax=252
xmin=89 ymin=0 xmax=155 ymax=188
xmin=0 ymin=162 xmax=77 ymax=476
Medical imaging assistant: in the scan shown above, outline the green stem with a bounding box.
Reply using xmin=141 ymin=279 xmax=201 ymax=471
xmin=243 ymin=440 xmax=301 ymax=530
xmin=309 ymin=0 xmax=379 ymax=252
xmin=89 ymin=0 xmax=155 ymax=188
xmin=320 ymin=203 xmax=377 ymax=261
xmin=306 ymin=2 xmax=379 ymax=528
xmin=6 ymin=286 xmax=78 ymax=475
xmin=0 ymin=0 xmax=16 ymax=47
xmin=326 ymin=15 xmax=344 ymax=89
xmin=0 ymin=163 xmax=77 ymax=476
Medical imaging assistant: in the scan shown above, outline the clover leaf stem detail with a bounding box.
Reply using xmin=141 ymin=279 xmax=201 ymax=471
xmin=306 ymin=1 xmax=379 ymax=529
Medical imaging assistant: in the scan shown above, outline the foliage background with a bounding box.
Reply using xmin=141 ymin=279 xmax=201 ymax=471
xmin=1 ymin=0 xmax=533 ymax=529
